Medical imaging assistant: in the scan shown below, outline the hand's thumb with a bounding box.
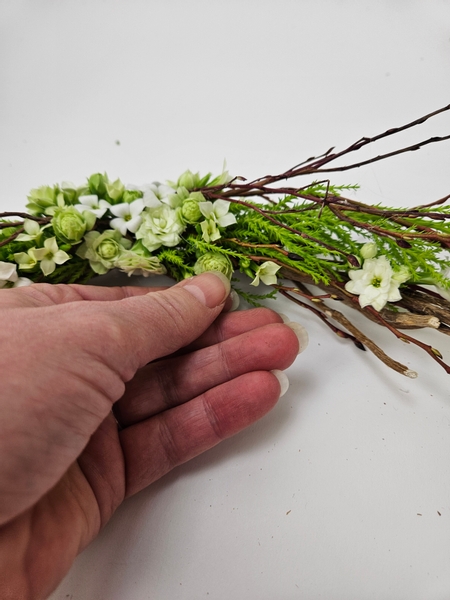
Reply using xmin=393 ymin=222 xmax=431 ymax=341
xmin=89 ymin=271 xmax=231 ymax=381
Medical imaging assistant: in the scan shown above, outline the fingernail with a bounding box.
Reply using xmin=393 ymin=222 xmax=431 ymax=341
xmin=229 ymin=289 xmax=240 ymax=311
xmin=287 ymin=321 xmax=309 ymax=354
xmin=278 ymin=313 xmax=290 ymax=323
xmin=180 ymin=272 xmax=231 ymax=308
xmin=271 ymin=369 xmax=290 ymax=397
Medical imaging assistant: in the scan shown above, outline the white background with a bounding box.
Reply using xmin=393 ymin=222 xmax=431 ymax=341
xmin=2 ymin=1 xmax=450 ymax=599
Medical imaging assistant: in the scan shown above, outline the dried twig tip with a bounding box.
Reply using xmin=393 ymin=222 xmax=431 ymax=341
xmin=405 ymin=369 xmax=418 ymax=379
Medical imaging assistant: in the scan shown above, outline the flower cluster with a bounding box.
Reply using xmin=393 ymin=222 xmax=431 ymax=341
xmin=345 ymin=243 xmax=410 ymax=311
xmin=1 ymin=171 xmax=419 ymax=312
xmin=1 ymin=170 xmax=247 ymax=285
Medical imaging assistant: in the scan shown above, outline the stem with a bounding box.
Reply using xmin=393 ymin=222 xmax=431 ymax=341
xmin=208 ymin=194 xmax=360 ymax=266
xmin=279 ymin=288 xmax=416 ymax=377
xmin=0 ymin=212 xmax=50 ymax=223
xmin=362 ymin=301 xmax=450 ymax=374
xmin=0 ymin=227 xmax=24 ymax=248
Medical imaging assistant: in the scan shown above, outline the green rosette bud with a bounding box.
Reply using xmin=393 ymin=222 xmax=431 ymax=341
xmin=76 ymin=230 xmax=132 ymax=275
xmin=52 ymin=207 xmax=94 ymax=244
xmin=181 ymin=192 xmax=205 ymax=224
xmin=194 ymin=252 xmax=233 ymax=279
xmin=98 ymin=239 xmax=120 ymax=261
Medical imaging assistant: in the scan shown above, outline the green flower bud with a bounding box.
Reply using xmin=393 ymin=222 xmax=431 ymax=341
xmin=52 ymin=207 xmax=91 ymax=244
xmin=88 ymin=173 xmax=109 ymax=197
xmin=194 ymin=252 xmax=233 ymax=279
xmin=122 ymin=189 xmax=143 ymax=203
xmin=392 ymin=265 xmax=410 ymax=283
xmin=97 ymin=238 xmax=121 ymax=261
xmin=360 ymin=242 xmax=378 ymax=260
xmin=181 ymin=199 xmax=202 ymax=223
xmin=60 ymin=182 xmax=84 ymax=205
xmin=178 ymin=170 xmax=201 ymax=190
xmin=105 ymin=178 xmax=125 ymax=203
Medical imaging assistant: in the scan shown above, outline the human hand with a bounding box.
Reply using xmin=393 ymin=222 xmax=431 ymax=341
xmin=0 ymin=273 xmax=305 ymax=599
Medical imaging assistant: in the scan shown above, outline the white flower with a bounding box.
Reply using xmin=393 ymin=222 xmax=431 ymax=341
xmin=345 ymin=255 xmax=406 ymax=311
xmin=128 ymin=183 xmax=179 ymax=209
xmin=15 ymin=219 xmax=46 ymax=242
xmin=136 ymin=205 xmax=185 ymax=252
xmin=13 ymin=277 xmax=33 ymax=287
xmin=250 ymin=261 xmax=281 ymax=286
xmin=75 ymin=195 xmax=111 ymax=218
xmin=160 ymin=185 xmax=182 ymax=208
xmin=1 ymin=261 xmax=19 ymax=283
xmin=109 ymin=199 xmax=145 ymax=235
xmin=199 ymin=199 xmax=236 ymax=242
xmin=30 ymin=237 xmax=71 ymax=276
xmin=0 ymin=260 xmax=33 ymax=288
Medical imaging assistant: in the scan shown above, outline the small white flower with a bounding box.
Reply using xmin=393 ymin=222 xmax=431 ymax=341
xmin=0 ymin=260 xmax=33 ymax=288
xmin=129 ymin=184 xmax=160 ymax=208
xmin=75 ymin=195 xmax=111 ymax=218
xmin=15 ymin=219 xmax=46 ymax=242
xmin=30 ymin=237 xmax=71 ymax=276
xmin=109 ymin=199 xmax=145 ymax=235
xmin=159 ymin=185 xmax=181 ymax=207
xmin=0 ymin=261 xmax=18 ymax=288
xmin=199 ymin=199 xmax=236 ymax=242
xmin=250 ymin=261 xmax=281 ymax=287
xmin=14 ymin=277 xmax=33 ymax=287
xmin=141 ymin=185 xmax=161 ymax=208
xmin=136 ymin=182 xmax=179 ymax=208
xmin=199 ymin=199 xmax=236 ymax=226
xmin=345 ymin=255 xmax=406 ymax=311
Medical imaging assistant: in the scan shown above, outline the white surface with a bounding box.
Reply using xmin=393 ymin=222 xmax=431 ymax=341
xmin=2 ymin=1 xmax=450 ymax=599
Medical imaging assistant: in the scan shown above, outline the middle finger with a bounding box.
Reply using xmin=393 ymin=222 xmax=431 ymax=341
xmin=114 ymin=321 xmax=303 ymax=427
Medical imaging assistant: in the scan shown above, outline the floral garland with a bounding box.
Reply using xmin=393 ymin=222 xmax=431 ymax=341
xmin=2 ymin=105 xmax=450 ymax=377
